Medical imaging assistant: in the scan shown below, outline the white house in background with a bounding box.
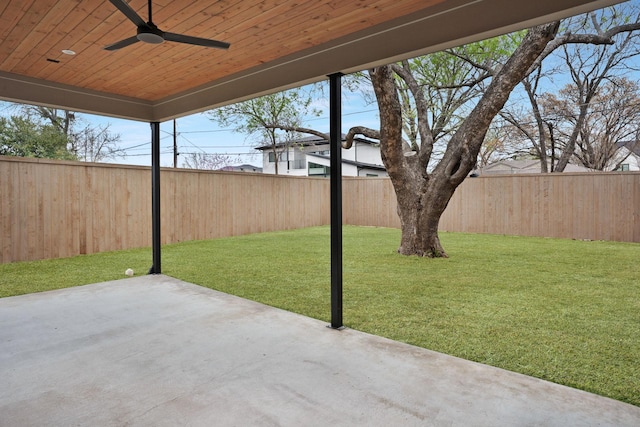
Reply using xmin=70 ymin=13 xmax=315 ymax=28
xmin=613 ymin=141 xmax=640 ymax=171
xmin=256 ymin=135 xmax=388 ymax=177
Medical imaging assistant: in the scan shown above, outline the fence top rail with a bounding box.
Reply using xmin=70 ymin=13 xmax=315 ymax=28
xmin=0 ymin=155 xmax=327 ymax=180
xmin=3 ymin=155 xmax=639 ymax=181
xmin=0 ymin=155 xmax=146 ymax=171
xmin=473 ymin=171 xmax=640 ymax=178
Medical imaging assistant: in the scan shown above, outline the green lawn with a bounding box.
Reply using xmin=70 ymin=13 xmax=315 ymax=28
xmin=1 ymin=226 xmax=639 ymax=406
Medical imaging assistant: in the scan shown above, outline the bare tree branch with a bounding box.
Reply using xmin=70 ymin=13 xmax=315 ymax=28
xmin=443 ymin=49 xmax=497 ymax=79
xmin=264 ymin=125 xmax=328 ymax=141
xmin=390 ymin=62 xmax=435 ymax=166
xmin=528 ymin=17 xmax=640 ymax=72
xmin=344 ymin=126 xmax=380 ymax=148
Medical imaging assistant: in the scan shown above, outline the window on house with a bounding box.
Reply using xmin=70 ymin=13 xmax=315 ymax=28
xmin=289 ymin=159 xmax=305 ymax=169
xmin=309 ymin=149 xmax=330 ymax=156
xmin=308 ymin=162 xmax=330 ymax=177
xmin=268 ymin=152 xmax=276 ymax=163
xmin=366 ymin=173 xmax=378 ymax=177
xmin=618 ymin=164 xmax=630 ymax=171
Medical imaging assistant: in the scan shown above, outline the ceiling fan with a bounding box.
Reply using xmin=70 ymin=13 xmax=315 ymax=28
xmin=104 ymin=0 xmax=230 ymax=51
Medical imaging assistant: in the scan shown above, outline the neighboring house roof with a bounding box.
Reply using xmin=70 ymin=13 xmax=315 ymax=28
xmin=305 ymin=153 xmax=387 ymax=171
xmin=560 ymin=163 xmax=593 ymax=172
xmin=483 ymin=159 xmax=540 ymax=173
xmin=255 ymin=134 xmax=378 ymax=151
xmin=481 ymin=159 xmax=592 ymax=175
xmin=219 ymin=164 xmax=263 ymax=173
xmin=615 ymin=140 xmax=640 ymax=156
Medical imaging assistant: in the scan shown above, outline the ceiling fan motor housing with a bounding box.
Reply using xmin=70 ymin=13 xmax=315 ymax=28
xmin=137 ymin=25 xmax=164 ymax=44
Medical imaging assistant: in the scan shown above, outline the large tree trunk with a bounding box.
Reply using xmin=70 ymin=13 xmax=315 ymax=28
xmin=370 ymin=22 xmax=560 ymax=257
xmin=394 ymin=172 xmax=455 ymax=257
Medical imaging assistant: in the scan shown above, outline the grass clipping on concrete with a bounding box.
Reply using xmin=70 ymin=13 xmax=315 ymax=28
xmin=1 ymin=225 xmax=639 ymax=406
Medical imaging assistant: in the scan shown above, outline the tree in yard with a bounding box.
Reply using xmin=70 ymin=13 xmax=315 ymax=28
xmin=207 ymin=88 xmax=320 ymax=175
xmin=7 ymin=103 xmax=124 ymax=162
xmin=541 ymin=77 xmax=640 ymax=171
xmin=366 ymin=5 xmax=639 ymax=255
xmin=476 ymin=117 xmax=530 ymax=170
xmin=0 ymin=115 xmax=74 ymax=159
xmin=350 ymin=5 xmax=639 ymax=256
xmin=72 ymin=123 xmax=124 ymax=162
xmin=500 ymin=65 xmax=560 ymax=172
xmin=181 ymin=152 xmax=240 ymax=170
xmin=363 ymin=24 xmax=560 ymax=257
xmin=501 ymin=3 xmax=640 ymax=172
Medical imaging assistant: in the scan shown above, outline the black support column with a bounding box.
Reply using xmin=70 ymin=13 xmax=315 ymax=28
xmin=150 ymin=121 xmax=161 ymax=274
xmin=329 ymin=73 xmax=344 ymax=329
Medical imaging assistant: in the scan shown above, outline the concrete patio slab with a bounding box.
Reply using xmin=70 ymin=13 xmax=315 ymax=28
xmin=1 ymin=275 xmax=638 ymax=426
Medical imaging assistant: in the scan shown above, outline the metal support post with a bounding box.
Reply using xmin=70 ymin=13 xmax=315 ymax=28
xmin=329 ymin=73 xmax=344 ymax=329
xmin=150 ymin=121 xmax=162 ymax=274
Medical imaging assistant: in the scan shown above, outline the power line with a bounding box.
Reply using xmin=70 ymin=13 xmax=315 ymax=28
xmin=119 ymin=143 xmax=152 ymax=152
xmin=176 ymin=129 xmax=235 ymax=134
xmin=178 ymin=151 xmax=258 ymax=156
xmin=178 ymin=144 xmax=251 ymax=149
xmin=120 ymin=152 xmax=151 ymax=157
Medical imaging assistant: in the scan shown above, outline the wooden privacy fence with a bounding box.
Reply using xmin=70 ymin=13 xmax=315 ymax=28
xmin=0 ymin=156 xmax=329 ymax=263
xmin=343 ymin=172 xmax=640 ymax=242
xmin=1 ymin=156 xmax=639 ymax=263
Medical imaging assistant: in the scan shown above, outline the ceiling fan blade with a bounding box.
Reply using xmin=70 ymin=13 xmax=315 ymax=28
xmin=164 ymin=32 xmax=230 ymax=50
xmin=104 ymin=36 xmax=140 ymax=51
xmin=108 ymin=0 xmax=146 ymax=28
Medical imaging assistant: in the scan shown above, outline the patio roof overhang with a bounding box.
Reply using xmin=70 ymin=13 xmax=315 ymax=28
xmin=0 ymin=0 xmax=624 ymax=122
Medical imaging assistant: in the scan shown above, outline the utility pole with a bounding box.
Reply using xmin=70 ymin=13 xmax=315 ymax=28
xmin=173 ymin=119 xmax=178 ymax=168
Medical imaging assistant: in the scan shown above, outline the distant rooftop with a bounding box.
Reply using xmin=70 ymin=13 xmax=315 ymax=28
xmin=219 ymin=164 xmax=263 ymax=173
xmin=255 ymin=134 xmax=378 ymax=151
xmin=480 ymin=159 xmax=591 ymax=175
xmin=616 ymin=140 xmax=640 ymax=156
xmin=305 ymin=153 xmax=386 ymax=171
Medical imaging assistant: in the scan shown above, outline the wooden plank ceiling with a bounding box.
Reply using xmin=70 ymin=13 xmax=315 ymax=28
xmin=0 ymin=0 xmax=624 ymax=121
xmin=1 ymin=0 xmax=442 ymax=101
